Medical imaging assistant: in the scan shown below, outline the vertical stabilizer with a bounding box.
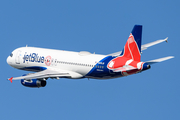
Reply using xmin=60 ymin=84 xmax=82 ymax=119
xmin=107 ymin=25 xmax=143 ymax=69
xmin=121 ymin=25 xmax=142 ymax=62
xmin=131 ymin=25 xmax=142 ymax=52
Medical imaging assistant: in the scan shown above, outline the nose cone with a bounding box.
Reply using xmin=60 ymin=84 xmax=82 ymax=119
xmin=7 ymin=56 xmax=12 ymax=65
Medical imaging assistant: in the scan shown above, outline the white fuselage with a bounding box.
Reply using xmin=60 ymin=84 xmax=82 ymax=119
xmin=7 ymin=47 xmax=109 ymax=78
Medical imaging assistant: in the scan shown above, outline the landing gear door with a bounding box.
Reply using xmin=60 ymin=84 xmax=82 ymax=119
xmin=15 ymin=50 xmax=21 ymax=64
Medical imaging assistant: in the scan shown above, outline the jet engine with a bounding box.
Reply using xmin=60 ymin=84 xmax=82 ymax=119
xmin=21 ymin=79 xmax=46 ymax=88
xmin=20 ymin=74 xmax=47 ymax=88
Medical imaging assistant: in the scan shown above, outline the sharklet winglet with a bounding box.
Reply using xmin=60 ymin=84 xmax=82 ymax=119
xmin=8 ymin=77 xmax=13 ymax=83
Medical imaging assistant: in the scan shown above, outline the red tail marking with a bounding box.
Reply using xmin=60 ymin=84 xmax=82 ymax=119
xmin=123 ymin=35 xmax=133 ymax=59
xmin=107 ymin=34 xmax=141 ymax=69
xmin=127 ymin=34 xmax=141 ymax=62
xmin=124 ymin=34 xmax=141 ymax=61
xmin=122 ymin=69 xmax=139 ymax=76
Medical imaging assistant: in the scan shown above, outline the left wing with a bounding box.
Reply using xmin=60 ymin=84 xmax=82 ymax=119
xmin=8 ymin=68 xmax=83 ymax=83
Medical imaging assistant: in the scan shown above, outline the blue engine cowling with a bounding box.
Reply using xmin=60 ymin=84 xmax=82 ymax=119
xmin=21 ymin=79 xmax=46 ymax=88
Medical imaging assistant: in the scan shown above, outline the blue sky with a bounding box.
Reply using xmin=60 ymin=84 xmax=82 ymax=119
xmin=0 ymin=0 xmax=179 ymax=120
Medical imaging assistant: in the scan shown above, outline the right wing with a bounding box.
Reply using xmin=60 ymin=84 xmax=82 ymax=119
xmin=107 ymin=37 xmax=168 ymax=56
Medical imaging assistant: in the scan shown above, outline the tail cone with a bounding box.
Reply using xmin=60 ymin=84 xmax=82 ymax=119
xmin=142 ymin=63 xmax=151 ymax=71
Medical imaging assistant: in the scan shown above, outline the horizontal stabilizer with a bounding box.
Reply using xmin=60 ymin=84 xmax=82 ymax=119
xmin=146 ymin=56 xmax=174 ymax=65
xmin=108 ymin=37 xmax=168 ymax=56
xmin=141 ymin=37 xmax=168 ymax=50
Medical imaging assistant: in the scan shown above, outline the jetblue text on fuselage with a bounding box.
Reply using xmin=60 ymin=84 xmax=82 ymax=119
xmin=23 ymin=53 xmax=44 ymax=63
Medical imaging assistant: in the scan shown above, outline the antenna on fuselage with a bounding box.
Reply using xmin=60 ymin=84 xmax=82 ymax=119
xmin=26 ymin=45 xmax=28 ymax=47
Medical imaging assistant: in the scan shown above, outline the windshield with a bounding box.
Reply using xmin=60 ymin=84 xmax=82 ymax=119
xmin=10 ymin=53 xmax=13 ymax=57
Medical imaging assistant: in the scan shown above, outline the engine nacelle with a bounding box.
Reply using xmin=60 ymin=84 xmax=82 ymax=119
xmin=21 ymin=79 xmax=46 ymax=88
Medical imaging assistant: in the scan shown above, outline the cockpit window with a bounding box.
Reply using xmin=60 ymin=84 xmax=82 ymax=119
xmin=10 ymin=53 xmax=13 ymax=57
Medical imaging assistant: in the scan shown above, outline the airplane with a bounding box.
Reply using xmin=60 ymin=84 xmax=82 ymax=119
xmin=7 ymin=25 xmax=174 ymax=88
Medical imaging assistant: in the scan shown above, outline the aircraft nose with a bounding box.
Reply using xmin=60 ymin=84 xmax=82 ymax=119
xmin=7 ymin=56 xmax=12 ymax=65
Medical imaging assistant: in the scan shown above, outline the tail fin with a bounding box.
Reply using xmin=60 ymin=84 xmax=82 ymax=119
xmin=121 ymin=25 xmax=142 ymax=62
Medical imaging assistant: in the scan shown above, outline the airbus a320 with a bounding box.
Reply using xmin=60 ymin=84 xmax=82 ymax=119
xmin=7 ymin=25 xmax=174 ymax=88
